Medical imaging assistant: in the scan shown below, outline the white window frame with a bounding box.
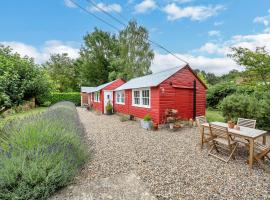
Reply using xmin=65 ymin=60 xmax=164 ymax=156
xmin=132 ymin=88 xmax=151 ymax=108
xmin=94 ymin=91 xmax=100 ymax=102
xmin=116 ymin=90 xmax=125 ymax=105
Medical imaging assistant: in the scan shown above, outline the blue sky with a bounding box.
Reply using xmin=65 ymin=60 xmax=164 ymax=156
xmin=1 ymin=0 xmax=270 ymax=74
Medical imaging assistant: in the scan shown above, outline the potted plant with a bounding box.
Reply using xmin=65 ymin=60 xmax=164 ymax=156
xmin=153 ymin=123 xmax=158 ymax=131
xmin=141 ymin=114 xmax=153 ymax=130
xmin=228 ymin=120 xmax=235 ymax=129
xmin=106 ymin=100 xmax=113 ymax=115
xmin=167 ymin=117 xmax=175 ymax=129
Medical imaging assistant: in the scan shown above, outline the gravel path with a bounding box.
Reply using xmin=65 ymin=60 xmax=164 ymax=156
xmin=52 ymin=108 xmax=270 ymax=200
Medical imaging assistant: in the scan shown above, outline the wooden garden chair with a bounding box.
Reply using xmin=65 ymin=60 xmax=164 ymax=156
xmin=246 ymin=142 xmax=270 ymax=173
xmin=237 ymin=118 xmax=256 ymax=128
xmin=235 ymin=118 xmax=257 ymax=144
xmin=196 ymin=116 xmax=215 ymax=149
xmin=208 ymin=123 xmax=238 ymax=163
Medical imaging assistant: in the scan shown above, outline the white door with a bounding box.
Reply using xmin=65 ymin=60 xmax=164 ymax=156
xmin=104 ymin=91 xmax=113 ymax=114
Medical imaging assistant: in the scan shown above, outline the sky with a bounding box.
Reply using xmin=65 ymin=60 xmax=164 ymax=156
xmin=0 ymin=0 xmax=270 ymax=75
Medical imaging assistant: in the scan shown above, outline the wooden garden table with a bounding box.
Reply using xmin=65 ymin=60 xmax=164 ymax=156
xmin=202 ymin=122 xmax=267 ymax=169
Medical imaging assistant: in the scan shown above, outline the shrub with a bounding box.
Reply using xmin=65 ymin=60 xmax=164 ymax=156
xmin=119 ymin=114 xmax=129 ymax=122
xmin=105 ymin=100 xmax=113 ymax=112
xmin=40 ymin=92 xmax=81 ymax=106
xmin=143 ymin=114 xmax=151 ymax=121
xmin=0 ymin=101 xmax=87 ymax=199
xmin=219 ymin=93 xmax=270 ymax=131
xmin=207 ymin=82 xmax=237 ymax=108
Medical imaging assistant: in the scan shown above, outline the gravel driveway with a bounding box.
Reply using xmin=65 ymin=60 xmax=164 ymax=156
xmin=52 ymin=108 xmax=270 ymax=200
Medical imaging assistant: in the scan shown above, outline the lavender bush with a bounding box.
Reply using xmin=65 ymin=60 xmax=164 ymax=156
xmin=0 ymin=101 xmax=87 ymax=200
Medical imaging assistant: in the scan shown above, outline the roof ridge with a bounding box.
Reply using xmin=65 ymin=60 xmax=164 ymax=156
xmin=128 ymin=65 xmax=184 ymax=82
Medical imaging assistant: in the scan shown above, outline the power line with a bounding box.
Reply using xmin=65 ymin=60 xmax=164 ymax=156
xmin=71 ymin=0 xmax=189 ymax=64
xmin=86 ymin=0 xmax=126 ymax=27
xmin=70 ymin=0 xmax=120 ymax=31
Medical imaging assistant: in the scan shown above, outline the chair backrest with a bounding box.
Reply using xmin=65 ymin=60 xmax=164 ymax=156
xmin=195 ymin=116 xmax=207 ymax=130
xmin=209 ymin=123 xmax=231 ymax=143
xmin=237 ymin=118 xmax=256 ymax=129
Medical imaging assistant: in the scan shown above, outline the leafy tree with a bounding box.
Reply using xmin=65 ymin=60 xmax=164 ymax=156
xmin=207 ymin=82 xmax=237 ymax=108
xmin=79 ymin=29 xmax=118 ymax=86
xmin=0 ymin=45 xmax=49 ymax=112
xmin=194 ymin=69 xmax=219 ymax=85
xmin=229 ymin=47 xmax=270 ymax=91
xmin=117 ymin=21 xmax=154 ymax=80
xmin=44 ymin=53 xmax=79 ymax=92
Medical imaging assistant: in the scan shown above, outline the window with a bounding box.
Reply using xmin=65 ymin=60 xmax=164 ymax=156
xmin=94 ymin=91 xmax=100 ymax=102
xmin=116 ymin=91 xmax=125 ymax=104
xmin=132 ymin=88 xmax=150 ymax=108
xmin=142 ymin=90 xmax=150 ymax=106
xmin=133 ymin=90 xmax=140 ymax=105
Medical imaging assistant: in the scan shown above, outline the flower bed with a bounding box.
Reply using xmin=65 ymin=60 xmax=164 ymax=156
xmin=0 ymin=101 xmax=87 ymax=200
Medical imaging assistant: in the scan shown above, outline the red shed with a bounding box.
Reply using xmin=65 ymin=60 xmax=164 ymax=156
xmin=113 ymin=65 xmax=207 ymax=124
xmin=83 ymin=79 xmax=125 ymax=113
xmin=80 ymin=87 xmax=94 ymax=106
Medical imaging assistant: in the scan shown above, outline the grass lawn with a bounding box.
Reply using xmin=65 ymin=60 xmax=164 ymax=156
xmin=0 ymin=107 xmax=46 ymax=129
xmin=206 ymin=109 xmax=225 ymax=122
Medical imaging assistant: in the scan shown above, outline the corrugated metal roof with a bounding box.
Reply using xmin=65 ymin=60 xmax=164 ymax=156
xmin=81 ymin=87 xmax=95 ymax=93
xmin=115 ymin=65 xmax=186 ymax=91
xmin=91 ymin=79 xmax=118 ymax=92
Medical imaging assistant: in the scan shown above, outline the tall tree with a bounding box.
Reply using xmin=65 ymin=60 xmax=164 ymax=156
xmin=44 ymin=53 xmax=78 ymax=92
xmin=117 ymin=21 xmax=154 ymax=80
xmin=0 ymin=45 xmax=49 ymax=112
xmin=229 ymin=47 xmax=270 ymax=91
xmin=79 ymin=29 xmax=118 ymax=86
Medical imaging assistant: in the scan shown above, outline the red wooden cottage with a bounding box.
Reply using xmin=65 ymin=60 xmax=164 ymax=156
xmin=81 ymin=87 xmax=94 ymax=105
xmin=113 ymin=64 xmax=207 ymax=124
xmin=83 ymin=79 xmax=125 ymax=113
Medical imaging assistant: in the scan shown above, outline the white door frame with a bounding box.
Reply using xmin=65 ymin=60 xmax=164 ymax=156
xmin=103 ymin=90 xmax=113 ymax=114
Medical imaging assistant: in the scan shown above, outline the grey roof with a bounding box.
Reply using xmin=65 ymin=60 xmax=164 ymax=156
xmin=91 ymin=79 xmax=118 ymax=92
xmin=81 ymin=87 xmax=95 ymax=93
xmin=115 ymin=65 xmax=186 ymax=91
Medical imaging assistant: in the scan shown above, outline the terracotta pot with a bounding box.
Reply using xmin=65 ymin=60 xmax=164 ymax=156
xmin=228 ymin=121 xmax=235 ymax=129
xmin=153 ymin=123 xmax=158 ymax=131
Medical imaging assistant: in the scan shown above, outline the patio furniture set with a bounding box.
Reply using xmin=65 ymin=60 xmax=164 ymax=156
xmin=196 ymin=116 xmax=269 ymax=172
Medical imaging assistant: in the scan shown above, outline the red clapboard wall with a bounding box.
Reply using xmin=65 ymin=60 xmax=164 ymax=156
xmin=91 ymin=79 xmax=125 ymax=113
xmin=158 ymin=66 xmax=206 ymax=123
xmin=114 ymin=87 xmax=160 ymax=123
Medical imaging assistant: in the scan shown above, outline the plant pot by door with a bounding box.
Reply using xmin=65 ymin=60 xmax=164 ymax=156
xmin=141 ymin=120 xmax=153 ymax=130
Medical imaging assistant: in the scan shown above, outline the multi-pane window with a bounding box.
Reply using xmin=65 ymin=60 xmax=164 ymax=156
xmin=116 ymin=91 xmax=125 ymax=104
xmin=133 ymin=90 xmax=140 ymax=105
xmin=142 ymin=90 xmax=150 ymax=106
xmin=94 ymin=92 xmax=100 ymax=102
xmin=132 ymin=88 xmax=150 ymax=108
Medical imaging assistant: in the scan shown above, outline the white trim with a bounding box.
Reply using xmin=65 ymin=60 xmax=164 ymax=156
xmin=132 ymin=88 xmax=151 ymax=108
xmin=115 ymin=90 xmax=125 ymax=105
xmin=94 ymin=91 xmax=100 ymax=102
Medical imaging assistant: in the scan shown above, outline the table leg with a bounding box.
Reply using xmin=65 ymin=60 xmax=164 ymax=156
xmin=201 ymin=126 xmax=204 ymax=149
xmin=263 ymin=135 xmax=266 ymax=145
xmin=249 ymin=138 xmax=254 ymax=169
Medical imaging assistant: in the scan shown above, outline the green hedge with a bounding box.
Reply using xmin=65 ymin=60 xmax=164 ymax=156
xmin=0 ymin=101 xmax=87 ymax=199
xmin=41 ymin=92 xmax=81 ymax=106
xmin=219 ymin=93 xmax=270 ymax=131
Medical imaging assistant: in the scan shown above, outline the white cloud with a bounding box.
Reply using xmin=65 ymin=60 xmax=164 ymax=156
xmin=253 ymin=9 xmax=270 ymax=26
xmin=135 ymin=0 xmax=157 ymax=13
xmin=208 ymin=30 xmax=220 ymax=37
xmin=214 ymin=21 xmax=223 ymax=26
xmin=172 ymin=0 xmax=193 ymax=3
xmin=0 ymin=40 xmax=79 ymax=64
xmin=163 ymin=3 xmax=225 ymax=21
xmin=151 ymin=52 xmax=241 ymax=75
xmin=196 ymin=33 xmax=270 ymax=55
xmin=64 ymin=0 xmax=76 ymax=8
xmin=89 ymin=3 xmax=122 ymax=13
